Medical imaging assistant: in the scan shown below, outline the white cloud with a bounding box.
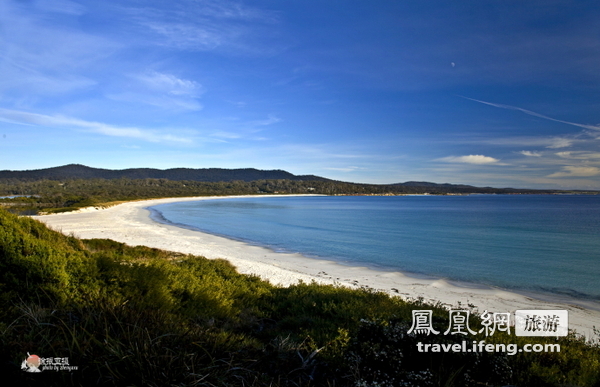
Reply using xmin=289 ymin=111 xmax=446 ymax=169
xmin=0 ymin=108 xmax=192 ymax=143
xmin=438 ymin=155 xmax=500 ymax=164
xmin=251 ymin=114 xmax=281 ymax=127
xmin=108 ymin=92 xmax=204 ymax=111
xmin=139 ymin=20 xmax=228 ymax=51
xmin=548 ymin=166 xmax=600 ymax=178
xmin=36 ymin=0 xmax=86 ymax=15
xmin=0 ymin=1 xmax=118 ymax=98
xmin=555 ymin=151 xmax=600 ymax=160
xmin=323 ymin=166 xmax=362 ymax=172
xmin=0 ymin=74 xmax=97 ymax=97
xmin=230 ymin=101 xmax=247 ymax=108
xmin=137 ymin=71 xmax=203 ymax=97
xmin=450 ymin=135 xmax=580 ymax=149
xmin=520 ymin=150 xmax=541 ymax=157
xmin=189 ymin=0 xmax=278 ymax=21
xmin=107 ymin=71 xmax=205 ymax=111
xmin=127 ymin=1 xmax=279 ymax=53
xmin=547 ymin=137 xmax=574 ymax=149
xmin=209 ymin=131 xmax=242 ymax=140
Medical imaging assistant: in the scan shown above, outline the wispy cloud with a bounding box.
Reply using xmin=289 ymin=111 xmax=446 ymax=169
xmin=438 ymin=155 xmax=501 ymax=164
xmin=0 ymin=108 xmax=192 ymax=143
xmin=555 ymin=151 xmax=600 ymax=160
xmin=209 ymin=131 xmax=242 ymax=141
xmin=520 ymin=150 xmax=541 ymax=157
xmin=447 ymin=135 xmax=579 ymax=149
xmin=203 ymin=114 xmax=282 ymax=143
xmin=189 ymin=0 xmax=278 ymax=21
xmin=137 ymin=71 xmax=203 ymax=97
xmin=139 ymin=19 xmax=229 ymax=51
xmin=548 ymin=166 xmax=600 ymax=178
xmin=0 ymin=1 xmax=118 ymax=98
xmin=125 ymin=0 xmax=279 ymax=53
xmin=250 ymin=114 xmax=281 ymax=127
xmin=108 ymin=92 xmax=203 ymax=111
xmin=546 ymin=137 xmax=575 ymax=149
xmin=323 ymin=166 xmax=363 ymax=172
xmin=463 ymin=96 xmax=600 ymax=131
xmin=37 ymin=0 xmax=86 ymax=15
xmin=108 ymin=71 xmax=204 ymax=111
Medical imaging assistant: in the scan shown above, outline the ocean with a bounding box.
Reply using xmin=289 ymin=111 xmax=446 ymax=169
xmin=149 ymin=195 xmax=600 ymax=301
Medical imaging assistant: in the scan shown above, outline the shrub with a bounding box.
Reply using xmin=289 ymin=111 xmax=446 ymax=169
xmin=1 ymin=208 xmax=600 ymax=386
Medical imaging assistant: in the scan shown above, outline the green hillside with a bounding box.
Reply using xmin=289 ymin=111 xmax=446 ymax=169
xmin=0 ymin=164 xmax=328 ymax=182
xmin=1 ymin=208 xmax=599 ymax=386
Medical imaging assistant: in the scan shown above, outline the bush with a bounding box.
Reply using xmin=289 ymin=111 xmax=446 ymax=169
xmin=1 ymin=208 xmax=600 ymax=386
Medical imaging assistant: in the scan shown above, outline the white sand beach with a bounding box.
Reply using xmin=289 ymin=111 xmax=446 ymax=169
xmin=33 ymin=195 xmax=600 ymax=337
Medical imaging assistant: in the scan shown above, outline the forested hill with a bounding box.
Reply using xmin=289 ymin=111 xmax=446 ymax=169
xmin=0 ymin=164 xmax=328 ymax=182
xmin=1 ymin=164 xmax=598 ymax=195
xmin=0 ymin=164 xmax=598 ymax=214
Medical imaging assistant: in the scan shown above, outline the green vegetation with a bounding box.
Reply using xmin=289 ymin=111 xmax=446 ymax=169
xmin=2 ymin=177 xmax=595 ymax=215
xmin=1 ymin=164 xmax=597 ymax=214
xmin=1 ymin=208 xmax=600 ymax=386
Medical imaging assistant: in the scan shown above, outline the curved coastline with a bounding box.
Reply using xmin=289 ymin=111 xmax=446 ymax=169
xmin=148 ymin=196 xmax=600 ymax=305
xmin=33 ymin=195 xmax=600 ymax=337
xmin=147 ymin=205 xmax=285 ymax=250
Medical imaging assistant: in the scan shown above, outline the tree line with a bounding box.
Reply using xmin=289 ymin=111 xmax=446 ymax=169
xmin=0 ymin=177 xmax=595 ymax=214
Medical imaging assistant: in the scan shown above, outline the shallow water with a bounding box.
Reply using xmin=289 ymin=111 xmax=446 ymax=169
xmin=150 ymin=195 xmax=600 ymax=300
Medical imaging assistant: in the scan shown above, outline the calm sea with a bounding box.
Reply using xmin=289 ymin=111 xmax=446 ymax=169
xmin=149 ymin=195 xmax=600 ymax=301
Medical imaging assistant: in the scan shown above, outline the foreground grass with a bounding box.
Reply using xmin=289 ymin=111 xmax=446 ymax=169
xmin=0 ymin=208 xmax=599 ymax=386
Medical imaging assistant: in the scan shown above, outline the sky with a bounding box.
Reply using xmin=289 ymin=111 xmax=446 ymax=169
xmin=1 ymin=0 xmax=600 ymax=189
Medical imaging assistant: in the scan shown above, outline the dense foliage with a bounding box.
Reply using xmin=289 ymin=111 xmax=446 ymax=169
xmin=1 ymin=208 xmax=599 ymax=386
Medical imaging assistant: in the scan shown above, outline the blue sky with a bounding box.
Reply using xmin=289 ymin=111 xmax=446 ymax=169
xmin=1 ymin=0 xmax=600 ymax=189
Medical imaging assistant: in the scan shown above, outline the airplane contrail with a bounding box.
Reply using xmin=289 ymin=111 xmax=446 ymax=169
xmin=461 ymin=96 xmax=600 ymax=131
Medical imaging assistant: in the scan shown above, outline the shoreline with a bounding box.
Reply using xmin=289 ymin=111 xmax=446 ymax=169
xmin=33 ymin=195 xmax=600 ymax=337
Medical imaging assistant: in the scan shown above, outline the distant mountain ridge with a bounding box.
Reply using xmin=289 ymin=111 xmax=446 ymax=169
xmin=1 ymin=164 xmax=593 ymax=194
xmin=0 ymin=164 xmax=329 ymax=183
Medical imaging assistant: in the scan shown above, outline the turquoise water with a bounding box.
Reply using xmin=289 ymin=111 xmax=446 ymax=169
xmin=149 ymin=195 xmax=600 ymax=301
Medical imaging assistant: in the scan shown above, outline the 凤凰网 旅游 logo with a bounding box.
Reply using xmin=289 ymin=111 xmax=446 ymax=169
xmin=21 ymin=353 xmax=79 ymax=372
xmin=407 ymin=309 xmax=569 ymax=337
xmin=21 ymin=353 xmax=41 ymax=373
